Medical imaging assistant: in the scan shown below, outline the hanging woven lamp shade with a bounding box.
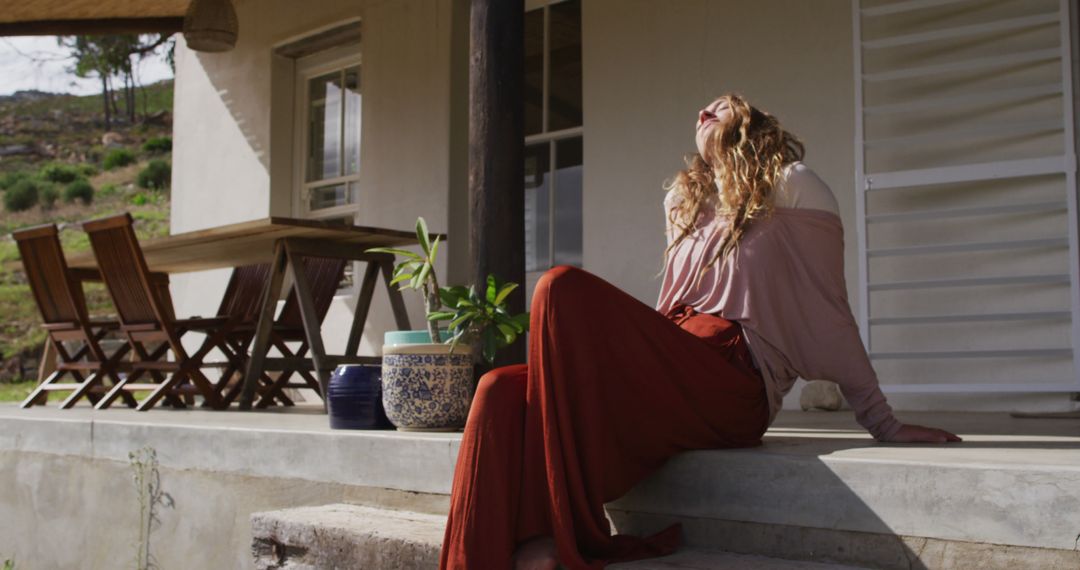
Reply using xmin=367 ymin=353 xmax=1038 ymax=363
xmin=183 ymin=0 xmax=239 ymax=52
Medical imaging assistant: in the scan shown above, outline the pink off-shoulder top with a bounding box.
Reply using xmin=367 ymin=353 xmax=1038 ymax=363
xmin=656 ymin=162 xmax=902 ymax=441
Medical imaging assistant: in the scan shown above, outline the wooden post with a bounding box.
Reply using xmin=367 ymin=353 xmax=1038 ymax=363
xmin=469 ymin=0 xmax=526 ymax=365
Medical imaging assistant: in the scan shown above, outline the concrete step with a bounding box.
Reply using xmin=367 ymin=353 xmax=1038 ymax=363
xmin=250 ymin=504 xmax=867 ymax=570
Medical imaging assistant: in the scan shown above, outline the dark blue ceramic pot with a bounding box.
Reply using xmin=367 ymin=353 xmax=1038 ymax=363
xmin=327 ymin=364 xmax=392 ymax=430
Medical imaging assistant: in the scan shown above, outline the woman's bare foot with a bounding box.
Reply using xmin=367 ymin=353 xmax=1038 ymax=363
xmin=513 ymin=535 xmax=557 ymax=570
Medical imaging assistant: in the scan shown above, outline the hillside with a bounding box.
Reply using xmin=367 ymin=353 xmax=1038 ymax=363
xmin=0 ymin=80 xmax=174 ymax=400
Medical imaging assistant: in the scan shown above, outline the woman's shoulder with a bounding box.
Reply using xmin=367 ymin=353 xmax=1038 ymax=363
xmin=775 ymin=161 xmax=839 ymax=216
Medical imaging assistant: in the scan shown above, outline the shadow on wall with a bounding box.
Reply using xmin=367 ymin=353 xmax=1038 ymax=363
xmin=193 ymin=49 xmax=270 ymax=169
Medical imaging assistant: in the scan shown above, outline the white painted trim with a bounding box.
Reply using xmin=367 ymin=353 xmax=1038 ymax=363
xmin=870 ymin=311 xmax=1072 ymax=326
xmin=863 ymin=12 xmax=1059 ymax=50
xmin=871 ymin=349 xmax=1073 ymax=360
xmin=863 ymin=48 xmax=1060 ymax=82
xmin=863 ymin=119 xmax=1062 ymax=149
xmin=863 ymin=83 xmax=1064 ymax=116
xmin=866 ymin=156 xmax=1070 ymax=190
xmin=882 ymin=383 xmax=1079 ymax=393
xmin=852 ymin=0 xmax=870 ymax=349
xmin=867 ymin=237 xmax=1069 ymax=258
xmin=866 ymin=200 xmax=1067 ymax=223
xmin=860 ymin=0 xmax=978 ymax=18
xmin=868 ymin=274 xmax=1071 ymax=292
xmin=1058 ymin=0 xmax=1080 ymax=392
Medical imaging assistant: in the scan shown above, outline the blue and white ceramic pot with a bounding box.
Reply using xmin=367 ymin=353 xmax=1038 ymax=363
xmin=381 ymin=330 xmax=474 ymax=431
xmin=326 ymin=364 xmax=393 ymax=430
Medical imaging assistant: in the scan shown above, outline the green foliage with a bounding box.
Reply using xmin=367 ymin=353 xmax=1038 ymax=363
xmin=429 ymin=275 xmax=530 ymax=367
xmin=78 ymin=163 xmax=99 ymax=177
xmin=39 ymin=184 xmax=60 ymax=209
xmin=0 ymin=171 xmax=30 ymax=190
xmin=367 ymin=217 xmax=444 ymax=342
xmin=3 ymin=555 xmax=14 ymax=569
xmin=38 ymin=162 xmax=82 ymax=184
xmin=136 ymin=159 xmax=170 ymax=190
xmin=142 ymin=136 xmax=172 ymax=153
xmin=103 ymin=148 xmax=136 ymax=170
xmin=64 ymin=179 xmax=95 ymax=205
xmin=131 ymin=192 xmax=149 ymax=206
xmin=3 ymin=179 xmax=39 ymax=211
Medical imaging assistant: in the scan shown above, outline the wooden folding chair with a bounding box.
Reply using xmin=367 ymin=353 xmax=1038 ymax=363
xmin=208 ymin=263 xmax=296 ymax=407
xmin=251 ymin=255 xmax=348 ymax=407
xmin=82 ymin=213 xmax=232 ymax=411
xmin=13 ymin=224 xmax=136 ymax=409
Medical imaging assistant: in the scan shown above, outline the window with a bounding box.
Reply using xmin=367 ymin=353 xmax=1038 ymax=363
xmin=524 ymin=0 xmax=583 ymax=274
xmin=294 ymin=48 xmax=362 ymax=220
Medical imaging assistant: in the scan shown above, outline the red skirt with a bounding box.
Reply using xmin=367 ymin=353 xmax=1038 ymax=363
xmin=439 ymin=266 xmax=769 ymax=569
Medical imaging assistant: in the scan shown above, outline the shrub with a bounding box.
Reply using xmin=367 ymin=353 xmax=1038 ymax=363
xmin=142 ymin=136 xmax=172 ymax=154
xmin=77 ymin=163 xmax=99 ymax=177
xmin=39 ymin=185 xmax=60 ymax=210
xmin=103 ymin=148 xmax=136 ymax=170
xmin=3 ymin=179 xmax=39 ymax=211
xmin=136 ymin=159 xmax=170 ymax=191
xmin=0 ymin=171 xmax=30 ymax=190
xmin=64 ymin=179 xmax=94 ymax=205
xmin=38 ymin=162 xmax=82 ymax=184
xmin=131 ymin=192 xmax=149 ymax=206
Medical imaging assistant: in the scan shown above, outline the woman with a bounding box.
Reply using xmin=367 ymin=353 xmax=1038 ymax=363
xmin=439 ymin=93 xmax=961 ymax=570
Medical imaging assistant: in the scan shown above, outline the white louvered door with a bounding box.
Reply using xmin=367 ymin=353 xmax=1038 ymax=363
xmin=853 ymin=0 xmax=1079 ymax=393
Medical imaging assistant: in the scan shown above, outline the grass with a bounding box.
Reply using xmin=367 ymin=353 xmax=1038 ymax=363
xmin=0 ymin=380 xmax=34 ymax=403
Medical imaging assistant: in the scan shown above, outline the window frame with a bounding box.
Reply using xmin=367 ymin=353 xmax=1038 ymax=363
xmin=525 ymin=0 xmax=583 ymax=276
xmin=291 ymin=44 xmax=363 ymax=221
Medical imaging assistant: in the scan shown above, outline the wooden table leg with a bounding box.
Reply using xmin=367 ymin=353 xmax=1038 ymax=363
xmin=284 ymin=241 xmax=331 ymax=412
xmin=344 ymin=260 xmax=382 ymax=357
xmin=238 ymin=242 xmax=288 ymax=410
xmin=379 ymin=258 xmax=413 ymax=331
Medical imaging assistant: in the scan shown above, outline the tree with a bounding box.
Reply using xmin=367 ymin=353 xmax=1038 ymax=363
xmin=57 ymin=34 xmax=174 ymax=130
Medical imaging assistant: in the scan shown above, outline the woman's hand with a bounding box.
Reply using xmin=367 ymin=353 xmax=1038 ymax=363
xmin=884 ymin=423 xmax=962 ymax=443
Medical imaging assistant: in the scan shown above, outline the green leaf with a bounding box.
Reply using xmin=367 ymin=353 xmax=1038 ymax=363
xmin=482 ymin=328 xmax=499 ymax=366
xmin=496 ymin=323 xmax=517 ymax=344
xmin=438 ymin=287 xmax=462 ymax=308
xmin=427 ymin=311 xmax=456 ymax=321
xmin=389 ymin=273 xmax=414 ymax=286
xmin=510 ymin=312 xmax=530 ymax=332
xmin=485 ymin=274 xmax=498 ymax=304
xmin=494 ymin=282 xmax=518 ymax=306
xmin=366 ymin=247 xmax=423 ymax=261
xmin=429 ymin=235 xmax=440 ymax=265
xmin=449 ymin=312 xmax=473 ymax=330
xmin=415 ymin=263 xmax=432 ymax=289
xmin=416 ymin=217 xmax=431 ymax=256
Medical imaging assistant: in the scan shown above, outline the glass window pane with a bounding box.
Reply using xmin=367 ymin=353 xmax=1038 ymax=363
xmin=309 ymin=182 xmax=358 ymax=211
xmin=524 ymin=143 xmax=551 ymax=272
xmin=553 ymin=137 xmax=582 ymax=267
xmin=307 ymin=71 xmax=343 ymax=182
xmin=548 ymin=0 xmax=582 ymax=131
xmin=524 ymin=8 xmax=544 ymax=136
xmin=343 ymin=66 xmax=361 ymax=176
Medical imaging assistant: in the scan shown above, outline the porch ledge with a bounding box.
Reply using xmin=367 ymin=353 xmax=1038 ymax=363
xmin=3 ymin=405 xmax=1079 ymax=568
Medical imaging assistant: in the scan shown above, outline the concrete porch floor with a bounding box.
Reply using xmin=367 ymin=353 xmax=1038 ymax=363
xmin=2 ymin=403 xmax=1079 ymax=569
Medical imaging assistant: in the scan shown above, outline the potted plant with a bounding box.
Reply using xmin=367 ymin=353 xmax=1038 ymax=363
xmin=366 ymin=217 xmax=529 ymax=431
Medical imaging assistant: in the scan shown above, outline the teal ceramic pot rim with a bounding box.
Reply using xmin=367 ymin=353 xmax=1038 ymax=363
xmin=383 ymin=329 xmax=450 ymax=346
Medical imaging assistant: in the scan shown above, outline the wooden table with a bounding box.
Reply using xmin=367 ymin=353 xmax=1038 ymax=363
xmin=68 ymin=217 xmax=438 ymax=411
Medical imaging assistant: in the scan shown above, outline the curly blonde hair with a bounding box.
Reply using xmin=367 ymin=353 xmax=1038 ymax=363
xmin=663 ymin=93 xmax=805 ymax=283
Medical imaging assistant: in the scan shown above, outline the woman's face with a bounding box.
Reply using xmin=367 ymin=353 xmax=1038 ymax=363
xmin=695 ymin=97 xmax=733 ymax=160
